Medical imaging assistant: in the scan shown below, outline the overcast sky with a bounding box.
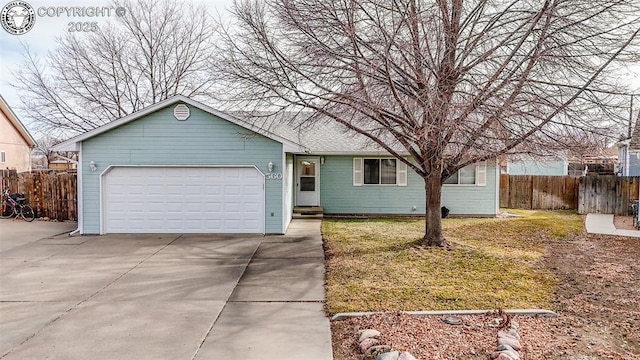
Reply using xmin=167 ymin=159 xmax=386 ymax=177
xmin=0 ymin=0 xmax=233 ymax=137
xmin=2 ymin=0 xmax=640 ymax=138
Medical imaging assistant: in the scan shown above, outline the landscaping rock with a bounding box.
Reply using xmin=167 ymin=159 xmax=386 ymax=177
xmin=500 ymin=350 xmax=520 ymax=360
xmin=491 ymin=349 xmax=520 ymax=360
xmin=497 ymin=336 xmax=522 ymax=351
xmin=495 ymin=353 xmax=516 ymax=360
xmin=496 ymin=344 xmax=515 ymax=352
xmin=397 ymin=351 xmax=417 ymax=360
xmin=363 ymin=345 xmax=392 ymax=360
xmin=442 ymin=316 xmax=463 ymax=325
xmin=510 ymin=321 xmax=519 ymax=331
xmin=359 ymin=329 xmax=382 ymax=342
xmin=374 ymin=350 xmax=399 ymax=360
xmin=489 ymin=317 xmax=503 ymax=327
xmin=359 ymin=338 xmax=380 ymax=353
xmin=498 ymin=329 xmax=521 ymax=340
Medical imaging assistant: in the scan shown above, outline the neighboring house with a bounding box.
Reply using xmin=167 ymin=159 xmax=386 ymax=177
xmin=506 ymin=155 xmax=569 ymax=176
xmin=53 ymin=96 xmax=500 ymax=235
xmin=47 ymin=154 xmax=78 ymax=171
xmin=618 ymin=122 xmax=640 ymax=176
xmin=506 ymin=149 xmax=617 ymax=177
xmin=0 ymin=95 xmax=36 ymax=172
xmin=49 ymin=160 xmax=77 ymax=171
xmin=570 ymin=147 xmax=618 ymax=176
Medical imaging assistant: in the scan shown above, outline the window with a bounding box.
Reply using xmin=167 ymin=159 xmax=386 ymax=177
xmin=300 ymin=161 xmax=316 ymax=191
xmin=353 ymin=158 xmax=407 ymax=186
xmin=0 ymin=151 xmax=5 ymax=163
xmin=364 ymin=158 xmax=397 ymax=184
xmin=444 ymin=162 xmax=487 ymax=186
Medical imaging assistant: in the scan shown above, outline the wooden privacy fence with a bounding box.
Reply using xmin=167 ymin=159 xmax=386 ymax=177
xmin=500 ymin=174 xmax=579 ymax=210
xmin=500 ymin=174 xmax=640 ymax=215
xmin=0 ymin=170 xmax=77 ymax=221
xmin=578 ymin=176 xmax=640 ymax=215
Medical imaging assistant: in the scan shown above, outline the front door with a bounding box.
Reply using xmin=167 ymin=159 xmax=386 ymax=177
xmin=296 ymin=156 xmax=320 ymax=206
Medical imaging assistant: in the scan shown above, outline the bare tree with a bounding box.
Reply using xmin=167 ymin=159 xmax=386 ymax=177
xmin=33 ymin=136 xmax=60 ymax=168
xmin=213 ymin=0 xmax=640 ymax=246
xmin=32 ymin=135 xmax=77 ymax=168
xmin=13 ymin=0 xmax=216 ymax=136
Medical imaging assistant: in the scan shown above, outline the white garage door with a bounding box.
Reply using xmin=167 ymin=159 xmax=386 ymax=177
xmin=103 ymin=167 xmax=264 ymax=233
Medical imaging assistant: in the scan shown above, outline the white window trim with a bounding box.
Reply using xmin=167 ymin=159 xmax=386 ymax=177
xmin=353 ymin=157 xmax=407 ymax=187
xmin=0 ymin=150 xmax=5 ymax=163
xmin=443 ymin=161 xmax=487 ymax=187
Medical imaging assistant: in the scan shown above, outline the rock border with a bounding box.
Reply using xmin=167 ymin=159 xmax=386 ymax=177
xmin=332 ymin=309 xmax=557 ymax=321
xmin=343 ymin=310 xmax=553 ymax=360
xmin=357 ymin=328 xmax=417 ymax=360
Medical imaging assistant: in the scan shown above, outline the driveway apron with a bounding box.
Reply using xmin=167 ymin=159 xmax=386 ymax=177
xmin=0 ymin=219 xmax=332 ymax=360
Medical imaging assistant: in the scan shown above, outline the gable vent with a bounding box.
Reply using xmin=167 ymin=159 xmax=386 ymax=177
xmin=173 ymin=104 xmax=190 ymax=121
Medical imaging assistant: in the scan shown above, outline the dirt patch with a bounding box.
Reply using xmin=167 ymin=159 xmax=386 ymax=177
xmin=614 ymin=215 xmax=636 ymax=230
xmin=331 ymin=233 xmax=640 ymax=359
xmin=545 ymin=233 xmax=640 ymax=358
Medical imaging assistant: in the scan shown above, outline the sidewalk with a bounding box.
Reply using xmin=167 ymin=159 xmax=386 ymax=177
xmin=584 ymin=214 xmax=640 ymax=238
xmin=194 ymin=219 xmax=333 ymax=360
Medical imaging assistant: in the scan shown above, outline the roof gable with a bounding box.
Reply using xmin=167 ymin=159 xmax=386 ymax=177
xmin=53 ymin=96 xmax=304 ymax=153
xmin=0 ymin=95 xmax=36 ymax=147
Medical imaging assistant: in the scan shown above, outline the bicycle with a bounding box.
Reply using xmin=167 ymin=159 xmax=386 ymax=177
xmin=0 ymin=189 xmax=36 ymax=222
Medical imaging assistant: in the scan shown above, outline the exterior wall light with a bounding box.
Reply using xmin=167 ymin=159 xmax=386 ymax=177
xmin=268 ymin=161 xmax=274 ymax=172
xmin=89 ymin=161 xmax=97 ymax=172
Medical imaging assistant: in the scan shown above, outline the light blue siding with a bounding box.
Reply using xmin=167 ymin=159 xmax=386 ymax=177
xmin=617 ymin=145 xmax=640 ymax=176
xmin=629 ymin=158 xmax=640 ymax=176
xmin=81 ymin=104 xmax=284 ymax=234
xmin=319 ymin=156 xmax=498 ymax=216
xmin=508 ymin=159 xmax=567 ymax=176
xmin=627 ymin=151 xmax=640 ymax=176
xmin=441 ymin=167 xmax=498 ymax=216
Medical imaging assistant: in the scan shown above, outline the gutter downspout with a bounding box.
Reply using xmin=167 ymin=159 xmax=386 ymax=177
xmin=69 ymin=143 xmax=82 ymax=236
xmin=626 ymin=143 xmax=631 ymax=176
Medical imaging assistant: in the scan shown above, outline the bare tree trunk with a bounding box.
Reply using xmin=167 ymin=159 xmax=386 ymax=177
xmin=423 ymin=173 xmax=445 ymax=247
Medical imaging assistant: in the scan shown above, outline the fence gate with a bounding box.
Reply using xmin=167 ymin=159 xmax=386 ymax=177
xmin=578 ymin=176 xmax=640 ymax=215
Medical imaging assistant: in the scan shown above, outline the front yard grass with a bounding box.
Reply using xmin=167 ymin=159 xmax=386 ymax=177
xmin=322 ymin=210 xmax=584 ymax=314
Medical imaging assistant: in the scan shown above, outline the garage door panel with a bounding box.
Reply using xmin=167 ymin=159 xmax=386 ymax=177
xmin=244 ymin=188 xmax=260 ymax=196
xmin=104 ymin=167 xmax=264 ymax=233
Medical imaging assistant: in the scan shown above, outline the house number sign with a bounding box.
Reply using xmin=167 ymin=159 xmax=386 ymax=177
xmin=265 ymin=173 xmax=283 ymax=180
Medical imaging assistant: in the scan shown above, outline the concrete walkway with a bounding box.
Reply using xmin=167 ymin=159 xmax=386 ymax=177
xmin=585 ymin=213 xmax=640 ymax=238
xmin=196 ymin=219 xmax=332 ymax=360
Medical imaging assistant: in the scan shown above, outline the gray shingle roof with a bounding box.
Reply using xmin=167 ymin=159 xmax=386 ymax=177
xmin=235 ymin=112 xmax=403 ymax=154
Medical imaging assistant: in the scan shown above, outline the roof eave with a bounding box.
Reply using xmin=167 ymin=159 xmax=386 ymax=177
xmin=52 ymin=95 xmax=305 ymax=152
xmin=0 ymin=95 xmax=36 ymax=147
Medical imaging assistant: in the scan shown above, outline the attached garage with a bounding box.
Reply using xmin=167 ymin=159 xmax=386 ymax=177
xmin=53 ymin=96 xmax=303 ymax=235
xmin=102 ymin=166 xmax=265 ymax=234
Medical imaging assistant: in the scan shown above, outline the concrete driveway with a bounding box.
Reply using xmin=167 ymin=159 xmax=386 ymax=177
xmin=0 ymin=219 xmax=332 ymax=360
